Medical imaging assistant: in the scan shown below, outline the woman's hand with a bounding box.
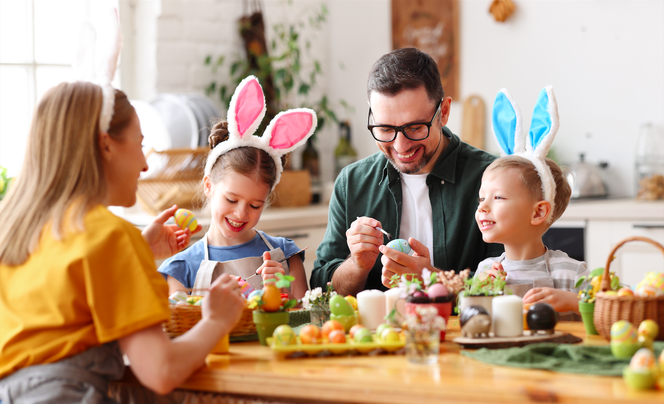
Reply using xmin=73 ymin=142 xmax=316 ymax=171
xmin=142 ymin=205 xmax=202 ymax=260
xmin=256 ymin=251 xmax=285 ymax=282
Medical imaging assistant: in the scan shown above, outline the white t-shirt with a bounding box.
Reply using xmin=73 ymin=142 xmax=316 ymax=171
xmin=400 ymin=173 xmax=434 ymax=263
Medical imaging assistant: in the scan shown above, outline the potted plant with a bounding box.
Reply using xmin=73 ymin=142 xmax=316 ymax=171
xmin=300 ymin=281 xmax=336 ymax=327
xmin=387 ymin=269 xmax=460 ymax=341
xmin=576 ymin=267 xmax=620 ymax=336
xmin=204 ymin=3 xmax=350 ymax=205
xmin=456 ymin=269 xmax=508 ymax=318
xmin=252 ymin=273 xmax=297 ymax=345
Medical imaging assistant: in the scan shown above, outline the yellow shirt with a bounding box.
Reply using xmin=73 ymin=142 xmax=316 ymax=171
xmin=0 ymin=205 xmax=169 ymax=378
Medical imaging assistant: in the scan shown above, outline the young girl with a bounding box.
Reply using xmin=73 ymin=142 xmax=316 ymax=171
xmin=159 ymin=76 xmax=315 ymax=300
xmin=0 ymin=15 xmax=245 ymax=401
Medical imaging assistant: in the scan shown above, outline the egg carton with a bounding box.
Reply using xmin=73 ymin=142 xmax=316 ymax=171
xmin=266 ymin=334 xmax=406 ymax=358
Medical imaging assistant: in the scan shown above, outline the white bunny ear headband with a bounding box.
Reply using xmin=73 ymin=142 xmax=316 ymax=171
xmin=204 ymin=75 xmax=318 ymax=190
xmin=491 ymin=86 xmax=559 ymax=220
xmin=72 ymin=7 xmax=122 ymax=133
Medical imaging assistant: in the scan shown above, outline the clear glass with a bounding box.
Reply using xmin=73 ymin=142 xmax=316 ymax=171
xmin=406 ymin=328 xmax=439 ymax=364
xmin=309 ymin=306 xmax=330 ymax=328
xmin=635 ymin=123 xmax=664 ymax=200
xmin=334 ymin=121 xmax=357 ymax=178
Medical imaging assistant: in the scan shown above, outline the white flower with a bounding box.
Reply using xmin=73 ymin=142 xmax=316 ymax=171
xmin=329 ymin=291 xmax=337 ymax=297
xmin=310 ymin=287 xmax=322 ymax=301
xmin=422 ymin=268 xmax=432 ymax=287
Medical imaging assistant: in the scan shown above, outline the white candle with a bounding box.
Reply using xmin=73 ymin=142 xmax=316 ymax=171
xmin=357 ymin=290 xmax=386 ymax=330
xmin=492 ymin=295 xmax=523 ymax=338
xmin=384 ymin=288 xmax=405 ymax=319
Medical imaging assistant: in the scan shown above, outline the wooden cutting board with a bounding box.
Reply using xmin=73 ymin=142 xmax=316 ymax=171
xmin=462 ymin=95 xmax=486 ymax=150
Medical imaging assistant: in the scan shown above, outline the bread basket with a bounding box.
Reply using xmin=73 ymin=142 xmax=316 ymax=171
xmin=593 ymin=236 xmax=664 ymax=341
xmin=162 ymin=290 xmax=256 ymax=338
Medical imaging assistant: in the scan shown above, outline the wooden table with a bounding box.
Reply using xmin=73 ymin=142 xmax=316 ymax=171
xmin=113 ymin=321 xmax=663 ymax=404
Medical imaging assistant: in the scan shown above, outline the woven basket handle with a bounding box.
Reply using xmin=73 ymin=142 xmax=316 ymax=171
xmin=601 ymin=236 xmax=664 ymax=291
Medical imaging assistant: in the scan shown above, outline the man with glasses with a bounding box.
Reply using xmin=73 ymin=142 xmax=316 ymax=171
xmin=311 ymin=48 xmax=503 ymax=295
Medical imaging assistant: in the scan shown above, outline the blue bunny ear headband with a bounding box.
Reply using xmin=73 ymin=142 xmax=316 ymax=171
xmin=491 ymin=86 xmax=559 ymax=221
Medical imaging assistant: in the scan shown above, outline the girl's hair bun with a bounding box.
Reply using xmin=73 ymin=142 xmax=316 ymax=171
xmin=209 ymin=120 xmax=229 ymax=149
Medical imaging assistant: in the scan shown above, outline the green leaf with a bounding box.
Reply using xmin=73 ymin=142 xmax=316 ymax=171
xmin=204 ymin=55 xmax=211 ymax=65
xmin=574 ymin=277 xmax=586 ymax=289
xmin=283 ymin=299 xmax=297 ymax=310
xmin=298 ymin=83 xmax=310 ymax=95
xmin=611 ymin=275 xmax=620 ymax=290
xmin=589 ymin=268 xmax=604 ymax=278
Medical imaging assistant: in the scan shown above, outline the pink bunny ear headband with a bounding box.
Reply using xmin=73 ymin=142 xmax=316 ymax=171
xmin=491 ymin=86 xmax=559 ymax=222
xmin=205 ymin=75 xmax=318 ymax=190
xmin=72 ymin=7 xmax=122 ymax=133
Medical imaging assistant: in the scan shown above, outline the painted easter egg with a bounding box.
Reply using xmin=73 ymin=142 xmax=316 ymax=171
xmin=273 ymin=325 xmax=297 ymax=346
xmin=427 ymin=283 xmax=449 ymax=301
xmin=638 ymin=319 xmax=660 ymax=340
xmin=610 ymin=320 xmax=638 ymax=344
xmin=329 ymin=294 xmax=355 ymax=316
xmin=630 ymin=348 xmax=656 ymax=372
xmin=248 ymin=289 xmax=264 ymax=300
xmin=635 ymin=284 xmax=659 ymax=298
xmin=354 ymin=328 xmax=373 ymax=343
xmin=238 ymin=279 xmax=254 ymax=298
xmin=386 ymin=239 xmax=411 ymax=254
xmin=174 ymin=208 xmax=198 ymax=232
xmin=328 ymin=329 xmax=347 ymax=344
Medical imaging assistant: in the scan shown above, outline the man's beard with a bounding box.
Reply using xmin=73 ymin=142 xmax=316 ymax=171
xmin=385 ymin=132 xmax=442 ymax=174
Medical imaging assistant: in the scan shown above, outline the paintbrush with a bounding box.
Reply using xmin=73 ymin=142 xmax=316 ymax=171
xmin=244 ymin=247 xmax=309 ymax=281
xmin=356 ymin=216 xmax=392 ymax=240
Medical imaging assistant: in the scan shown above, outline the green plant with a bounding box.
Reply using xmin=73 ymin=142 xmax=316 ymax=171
xmin=205 ymin=2 xmax=350 ymax=137
xmin=0 ymin=165 xmax=13 ymax=201
xmin=576 ymin=267 xmax=619 ymax=303
xmin=255 ymin=273 xmax=298 ymax=311
xmin=300 ymin=281 xmax=335 ymax=310
xmin=459 ymin=276 xmax=506 ymax=297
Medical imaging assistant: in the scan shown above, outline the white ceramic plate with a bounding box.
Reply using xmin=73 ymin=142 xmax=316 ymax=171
xmin=150 ymin=94 xmax=198 ymax=149
xmin=130 ymin=100 xmax=171 ymax=152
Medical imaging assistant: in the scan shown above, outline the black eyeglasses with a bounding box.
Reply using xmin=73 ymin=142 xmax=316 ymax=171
xmin=367 ymin=100 xmax=442 ymax=143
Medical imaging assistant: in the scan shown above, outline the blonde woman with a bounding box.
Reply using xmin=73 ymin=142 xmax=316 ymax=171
xmin=0 ymin=82 xmax=246 ymax=401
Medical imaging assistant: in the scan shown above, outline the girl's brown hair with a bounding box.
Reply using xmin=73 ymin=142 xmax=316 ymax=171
xmin=0 ymin=82 xmax=135 ymax=265
xmin=485 ymin=155 xmax=572 ymax=224
xmin=200 ymin=120 xmax=278 ymax=209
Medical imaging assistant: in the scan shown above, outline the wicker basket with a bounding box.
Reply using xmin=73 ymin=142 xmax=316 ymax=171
xmin=162 ymin=291 xmax=256 ymax=338
xmin=594 ymin=236 xmax=664 ymax=341
xmin=137 ymin=148 xmax=208 ymax=215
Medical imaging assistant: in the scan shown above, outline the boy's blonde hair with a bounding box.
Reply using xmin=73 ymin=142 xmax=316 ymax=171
xmin=0 ymin=81 xmax=135 ymax=266
xmin=485 ymin=155 xmax=571 ymax=225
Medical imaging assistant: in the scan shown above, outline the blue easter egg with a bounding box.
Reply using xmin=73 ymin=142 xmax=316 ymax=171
xmin=386 ymin=238 xmax=411 ymax=254
xmin=248 ymin=289 xmax=264 ymax=300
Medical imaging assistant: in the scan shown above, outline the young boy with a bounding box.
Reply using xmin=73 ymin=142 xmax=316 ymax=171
xmin=474 ymin=155 xmax=589 ymax=320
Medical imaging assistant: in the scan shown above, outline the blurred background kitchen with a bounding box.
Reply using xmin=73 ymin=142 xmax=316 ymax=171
xmin=1 ymin=0 xmax=663 ymax=285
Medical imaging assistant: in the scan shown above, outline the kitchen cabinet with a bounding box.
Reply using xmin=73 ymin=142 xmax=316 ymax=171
xmin=559 ymin=199 xmax=664 ymax=288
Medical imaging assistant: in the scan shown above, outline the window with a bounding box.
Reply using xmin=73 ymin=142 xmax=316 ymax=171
xmin=0 ymin=0 xmax=118 ymax=176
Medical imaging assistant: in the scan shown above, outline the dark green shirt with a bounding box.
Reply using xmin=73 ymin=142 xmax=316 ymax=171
xmin=310 ymin=128 xmax=504 ymax=291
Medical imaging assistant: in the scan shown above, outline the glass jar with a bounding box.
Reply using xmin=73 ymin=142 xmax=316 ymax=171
xmin=635 ymin=123 xmax=664 ymax=200
xmin=309 ymin=305 xmax=330 ymax=328
xmin=405 ymin=327 xmax=440 ymax=365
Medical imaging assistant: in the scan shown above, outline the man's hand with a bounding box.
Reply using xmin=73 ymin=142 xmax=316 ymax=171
xmin=379 ymin=237 xmax=435 ymax=288
xmin=142 ymin=205 xmax=202 ymax=260
xmin=523 ymin=287 xmax=579 ymax=313
xmin=346 ymin=217 xmax=384 ymax=274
